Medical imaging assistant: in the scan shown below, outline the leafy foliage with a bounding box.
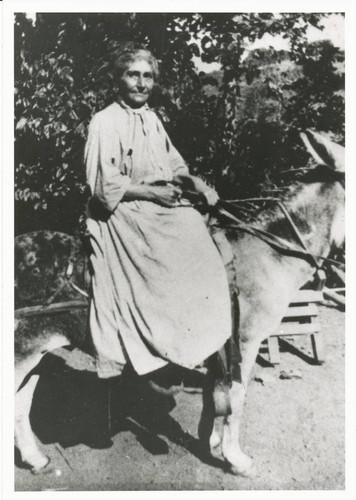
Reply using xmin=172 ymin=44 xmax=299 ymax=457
xmin=15 ymin=13 xmax=344 ymax=235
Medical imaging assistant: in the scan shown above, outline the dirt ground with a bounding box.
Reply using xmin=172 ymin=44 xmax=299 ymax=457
xmin=15 ymin=302 xmax=344 ymax=491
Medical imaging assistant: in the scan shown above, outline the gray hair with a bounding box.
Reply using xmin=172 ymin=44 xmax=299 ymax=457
xmin=111 ymin=47 xmax=159 ymax=81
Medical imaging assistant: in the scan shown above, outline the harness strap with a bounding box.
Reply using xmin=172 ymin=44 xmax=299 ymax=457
xmin=276 ymin=201 xmax=320 ymax=268
xmin=216 ymin=205 xmax=318 ymax=264
xmin=182 ymin=190 xmax=343 ymax=269
xmin=216 ymin=201 xmax=344 ymax=269
xmin=183 ymin=190 xmax=323 ymax=265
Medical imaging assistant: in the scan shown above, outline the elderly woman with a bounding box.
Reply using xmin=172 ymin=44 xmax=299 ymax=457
xmin=85 ymin=47 xmax=231 ymax=379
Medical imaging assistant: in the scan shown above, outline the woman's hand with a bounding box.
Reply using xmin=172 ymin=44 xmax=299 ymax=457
xmin=121 ymin=182 xmax=182 ymax=207
xmin=173 ymin=175 xmax=219 ymax=207
xmin=122 ymin=179 xmax=218 ymax=208
xmin=202 ymin=187 xmax=219 ymax=206
xmin=148 ymin=184 xmax=183 ymax=207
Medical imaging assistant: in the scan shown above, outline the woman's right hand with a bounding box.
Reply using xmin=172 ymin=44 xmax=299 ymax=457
xmin=121 ymin=182 xmax=182 ymax=207
xmin=147 ymin=184 xmax=183 ymax=208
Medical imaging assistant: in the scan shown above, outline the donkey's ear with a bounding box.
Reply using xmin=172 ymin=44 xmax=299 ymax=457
xmin=303 ymin=129 xmax=345 ymax=172
xmin=299 ymin=131 xmax=325 ymax=166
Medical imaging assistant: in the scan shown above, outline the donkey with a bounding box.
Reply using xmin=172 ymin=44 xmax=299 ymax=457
xmin=14 ymin=129 xmax=344 ymax=476
xmin=198 ymin=129 xmax=345 ymax=476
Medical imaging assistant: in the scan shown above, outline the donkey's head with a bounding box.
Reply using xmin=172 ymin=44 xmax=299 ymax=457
xmin=299 ymin=130 xmax=345 ymax=250
xmin=300 ymin=129 xmax=345 ymax=174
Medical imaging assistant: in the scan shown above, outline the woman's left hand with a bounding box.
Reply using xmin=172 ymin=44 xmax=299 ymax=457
xmin=173 ymin=175 xmax=219 ymax=206
xmin=202 ymin=187 xmax=219 ymax=206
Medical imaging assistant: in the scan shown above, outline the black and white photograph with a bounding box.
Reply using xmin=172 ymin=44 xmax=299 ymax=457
xmin=2 ymin=0 xmax=352 ymax=494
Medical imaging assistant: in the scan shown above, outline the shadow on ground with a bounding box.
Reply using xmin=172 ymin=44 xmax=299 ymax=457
xmin=23 ymin=354 xmax=224 ymax=472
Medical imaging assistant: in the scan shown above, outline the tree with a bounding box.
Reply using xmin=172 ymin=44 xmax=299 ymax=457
xmin=284 ymin=39 xmax=344 ymax=139
xmin=14 ymin=12 xmax=344 ymax=235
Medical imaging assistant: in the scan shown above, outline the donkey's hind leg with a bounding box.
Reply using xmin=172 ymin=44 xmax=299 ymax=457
xmin=15 ymin=373 xmax=53 ymax=474
xmin=15 ymin=333 xmax=70 ymax=473
xmin=15 ymin=354 xmax=53 ymax=474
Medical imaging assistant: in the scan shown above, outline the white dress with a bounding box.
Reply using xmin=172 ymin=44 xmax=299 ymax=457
xmin=85 ymin=101 xmax=231 ymax=377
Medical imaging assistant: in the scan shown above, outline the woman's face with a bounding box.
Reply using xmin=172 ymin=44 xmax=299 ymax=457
xmin=118 ymin=59 xmax=154 ymax=108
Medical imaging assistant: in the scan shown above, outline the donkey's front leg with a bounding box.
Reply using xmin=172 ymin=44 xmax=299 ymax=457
xmin=220 ymin=337 xmax=261 ymax=477
xmin=221 ymin=380 xmax=254 ymax=476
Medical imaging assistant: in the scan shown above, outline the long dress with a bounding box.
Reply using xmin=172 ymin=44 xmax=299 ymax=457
xmin=85 ymin=100 xmax=231 ymax=377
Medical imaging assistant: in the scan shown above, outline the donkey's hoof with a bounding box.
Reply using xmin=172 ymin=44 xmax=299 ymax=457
xmin=224 ymin=453 xmax=257 ymax=478
xmin=209 ymin=428 xmax=222 ymax=449
xmin=229 ymin=461 xmax=257 ymax=478
xmin=31 ymin=457 xmax=54 ymax=475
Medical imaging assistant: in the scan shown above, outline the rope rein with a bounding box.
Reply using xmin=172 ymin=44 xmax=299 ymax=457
xmin=214 ymin=197 xmax=344 ymax=270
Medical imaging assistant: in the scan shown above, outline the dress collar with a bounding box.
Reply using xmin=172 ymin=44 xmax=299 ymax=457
xmin=115 ymin=98 xmax=149 ymax=115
